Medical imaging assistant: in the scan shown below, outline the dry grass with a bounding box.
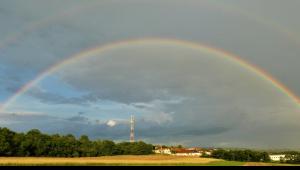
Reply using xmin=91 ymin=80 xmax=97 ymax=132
xmin=2 ymin=155 xmax=296 ymax=166
xmin=243 ymin=162 xmax=298 ymax=166
xmin=0 ymin=155 xmax=221 ymax=165
xmin=244 ymin=162 xmax=277 ymax=166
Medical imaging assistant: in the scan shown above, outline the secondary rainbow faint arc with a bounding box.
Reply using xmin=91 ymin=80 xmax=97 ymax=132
xmin=1 ymin=38 xmax=300 ymax=112
xmin=0 ymin=2 xmax=98 ymax=50
xmin=1 ymin=1 xmax=299 ymax=51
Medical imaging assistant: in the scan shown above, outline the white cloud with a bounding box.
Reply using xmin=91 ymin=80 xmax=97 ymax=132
xmin=106 ymin=120 xmax=117 ymax=127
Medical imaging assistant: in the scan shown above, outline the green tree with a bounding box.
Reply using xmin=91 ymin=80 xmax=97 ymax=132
xmin=177 ymin=145 xmax=183 ymax=148
xmin=97 ymin=140 xmax=116 ymax=156
xmin=0 ymin=127 xmax=155 ymax=157
xmin=0 ymin=127 xmax=15 ymax=156
xmin=211 ymin=149 xmax=271 ymax=162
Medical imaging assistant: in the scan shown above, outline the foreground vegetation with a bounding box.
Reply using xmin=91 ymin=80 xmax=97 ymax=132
xmin=206 ymin=149 xmax=300 ymax=164
xmin=272 ymin=151 xmax=300 ymax=164
xmin=206 ymin=149 xmax=271 ymax=162
xmin=1 ymin=127 xmax=300 ymax=166
xmin=0 ymin=127 xmax=153 ymax=157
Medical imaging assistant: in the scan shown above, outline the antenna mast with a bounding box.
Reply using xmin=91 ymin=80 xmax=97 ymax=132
xmin=130 ymin=115 xmax=135 ymax=143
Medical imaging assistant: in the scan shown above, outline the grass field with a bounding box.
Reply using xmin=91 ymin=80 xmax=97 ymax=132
xmin=0 ymin=155 xmax=297 ymax=166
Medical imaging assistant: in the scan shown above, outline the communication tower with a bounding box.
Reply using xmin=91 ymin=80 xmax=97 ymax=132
xmin=130 ymin=115 xmax=135 ymax=143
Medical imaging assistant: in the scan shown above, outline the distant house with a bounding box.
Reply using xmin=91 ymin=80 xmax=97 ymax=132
xmin=161 ymin=148 xmax=172 ymax=155
xmin=187 ymin=147 xmax=202 ymax=151
xmin=204 ymin=151 xmax=212 ymax=156
xmin=173 ymin=148 xmax=202 ymax=157
xmin=154 ymin=149 xmax=161 ymax=154
xmin=153 ymin=146 xmax=172 ymax=155
xmin=190 ymin=147 xmax=213 ymax=156
xmin=269 ymin=154 xmax=286 ymax=161
xmin=154 ymin=145 xmax=207 ymax=156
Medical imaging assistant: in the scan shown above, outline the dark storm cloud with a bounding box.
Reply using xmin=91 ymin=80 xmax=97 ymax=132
xmin=27 ymin=87 xmax=99 ymax=105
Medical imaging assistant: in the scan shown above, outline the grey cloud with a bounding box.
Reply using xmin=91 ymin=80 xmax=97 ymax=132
xmin=1 ymin=0 xmax=300 ymax=148
xmin=42 ymin=43 xmax=300 ymax=148
xmin=1 ymin=0 xmax=300 ymax=100
xmin=27 ymin=87 xmax=98 ymax=105
xmin=78 ymin=111 xmax=85 ymax=115
xmin=1 ymin=104 xmax=299 ymax=148
xmin=66 ymin=116 xmax=89 ymax=123
xmin=0 ymin=112 xmax=231 ymax=141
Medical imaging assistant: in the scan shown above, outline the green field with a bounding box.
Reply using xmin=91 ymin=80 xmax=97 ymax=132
xmin=0 ymin=155 xmax=298 ymax=166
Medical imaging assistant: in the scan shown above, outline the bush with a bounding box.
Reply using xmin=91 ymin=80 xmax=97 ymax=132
xmin=210 ymin=149 xmax=270 ymax=162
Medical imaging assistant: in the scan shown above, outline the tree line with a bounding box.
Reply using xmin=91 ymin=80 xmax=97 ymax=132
xmin=285 ymin=154 xmax=300 ymax=164
xmin=205 ymin=149 xmax=271 ymax=162
xmin=0 ymin=127 xmax=153 ymax=157
xmin=277 ymin=151 xmax=300 ymax=164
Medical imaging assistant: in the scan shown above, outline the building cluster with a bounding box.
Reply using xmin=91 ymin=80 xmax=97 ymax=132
xmin=269 ymin=154 xmax=287 ymax=162
xmin=153 ymin=145 xmax=214 ymax=157
xmin=154 ymin=146 xmax=293 ymax=162
xmin=152 ymin=139 xmax=293 ymax=163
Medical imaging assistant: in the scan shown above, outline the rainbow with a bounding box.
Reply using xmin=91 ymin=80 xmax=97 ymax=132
xmin=1 ymin=38 xmax=299 ymax=112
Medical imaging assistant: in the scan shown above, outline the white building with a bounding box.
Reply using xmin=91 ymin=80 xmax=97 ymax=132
xmin=154 ymin=149 xmax=161 ymax=154
xmin=173 ymin=149 xmax=202 ymax=157
xmin=204 ymin=151 xmax=212 ymax=155
xmin=174 ymin=152 xmax=201 ymax=157
xmin=162 ymin=148 xmax=172 ymax=155
xmin=269 ymin=154 xmax=286 ymax=161
xmin=154 ymin=148 xmax=172 ymax=155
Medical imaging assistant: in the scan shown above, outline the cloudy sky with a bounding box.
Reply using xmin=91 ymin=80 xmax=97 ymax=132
xmin=1 ymin=0 xmax=300 ymax=149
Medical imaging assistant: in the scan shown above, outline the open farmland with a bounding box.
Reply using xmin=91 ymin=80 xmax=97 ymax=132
xmin=0 ymin=155 xmax=238 ymax=166
xmin=0 ymin=155 xmax=297 ymax=166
